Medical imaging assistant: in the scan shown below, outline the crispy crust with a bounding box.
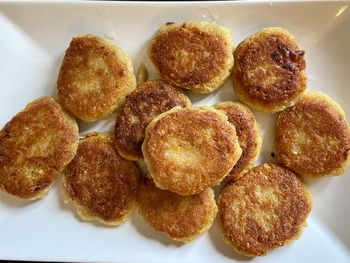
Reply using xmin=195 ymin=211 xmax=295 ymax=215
xmin=114 ymin=80 xmax=191 ymax=161
xmin=233 ymin=27 xmax=307 ymax=112
xmin=218 ymin=163 xmax=312 ymax=257
xmin=149 ymin=21 xmax=234 ymax=93
xmin=138 ymin=177 xmax=217 ymax=243
xmin=63 ymin=133 xmax=140 ymax=226
xmin=57 ymin=34 xmax=136 ymax=122
xmin=214 ymin=102 xmax=262 ymax=181
xmin=142 ymin=107 xmax=242 ymax=196
xmin=0 ymin=97 xmax=78 ymax=199
xmin=275 ymin=92 xmax=350 ymax=177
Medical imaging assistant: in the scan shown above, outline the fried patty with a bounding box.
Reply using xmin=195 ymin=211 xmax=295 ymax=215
xmin=0 ymin=97 xmax=78 ymax=200
xmin=218 ymin=163 xmax=312 ymax=257
xmin=142 ymin=107 xmax=242 ymax=196
xmin=57 ymin=34 xmax=136 ymax=122
xmin=149 ymin=21 xmax=234 ymax=94
xmin=233 ymin=27 xmax=307 ymax=112
xmin=275 ymin=92 xmax=350 ymax=177
xmin=138 ymin=177 xmax=217 ymax=243
xmin=115 ymin=80 xmax=191 ymax=161
xmin=214 ymin=102 xmax=262 ymax=181
xmin=63 ymin=133 xmax=140 ymax=226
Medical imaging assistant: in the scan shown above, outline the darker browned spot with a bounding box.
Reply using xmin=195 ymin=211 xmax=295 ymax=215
xmin=270 ymin=45 xmax=305 ymax=73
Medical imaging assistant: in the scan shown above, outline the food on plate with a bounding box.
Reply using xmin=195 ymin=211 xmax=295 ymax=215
xmin=218 ymin=163 xmax=312 ymax=256
xmin=115 ymin=80 xmax=191 ymax=161
xmin=0 ymin=97 xmax=78 ymax=200
xmin=63 ymin=133 xmax=139 ymax=226
xmin=142 ymin=106 xmax=242 ymax=196
xmin=233 ymin=27 xmax=306 ymax=112
xmin=57 ymin=34 xmax=136 ymax=122
xmin=214 ymin=101 xmax=262 ymax=181
xmin=275 ymin=92 xmax=350 ymax=177
xmin=149 ymin=21 xmax=234 ymax=93
xmin=138 ymin=177 xmax=217 ymax=243
xmin=1 ymin=17 xmax=346 ymax=259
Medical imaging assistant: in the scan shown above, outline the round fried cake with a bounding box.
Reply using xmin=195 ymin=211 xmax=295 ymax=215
xmin=214 ymin=102 xmax=262 ymax=181
xmin=115 ymin=80 xmax=191 ymax=161
xmin=138 ymin=177 xmax=217 ymax=243
xmin=63 ymin=133 xmax=140 ymax=226
xmin=233 ymin=27 xmax=307 ymax=112
xmin=275 ymin=92 xmax=350 ymax=177
xmin=218 ymin=163 xmax=312 ymax=257
xmin=57 ymin=34 xmax=136 ymax=122
xmin=142 ymin=107 xmax=242 ymax=196
xmin=0 ymin=97 xmax=78 ymax=200
xmin=149 ymin=21 xmax=234 ymax=94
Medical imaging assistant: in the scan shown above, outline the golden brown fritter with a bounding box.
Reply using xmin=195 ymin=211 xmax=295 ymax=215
xmin=138 ymin=177 xmax=217 ymax=243
xmin=233 ymin=27 xmax=307 ymax=112
xmin=142 ymin=107 xmax=242 ymax=196
xmin=149 ymin=21 xmax=234 ymax=93
xmin=275 ymin=92 xmax=350 ymax=177
xmin=0 ymin=97 xmax=78 ymax=200
xmin=218 ymin=163 xmax=312 ymax=257
xmin=114 ymin=80 xmax=191 ymax=161
xmin=57 ymin=34 xmax=136 ymax=122
xmin=63 ymin=133 xmax=140 ymax=226
xmin=214 ymin=102 xmax=262 ymax=181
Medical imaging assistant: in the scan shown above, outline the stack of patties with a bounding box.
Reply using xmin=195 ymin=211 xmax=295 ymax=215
xmin=57 ymin=34 xmax=198 ymax=227
xmin=222 ymin=27 xmax=349 ymax=257
xmin=133 ymin=21 xmax=240 ymax=242
xmin=218 ymin=27 xmax=313 ymax=256
xmin=57 ymin=34 xmax=143 ymax=226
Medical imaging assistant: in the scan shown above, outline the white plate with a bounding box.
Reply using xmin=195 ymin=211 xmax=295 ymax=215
xmin=0 ymin=1 xmax=350 ymax=262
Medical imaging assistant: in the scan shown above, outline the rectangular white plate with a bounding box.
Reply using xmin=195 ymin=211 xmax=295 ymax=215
xmin=0 ymin=1 xmax=350 ymax=262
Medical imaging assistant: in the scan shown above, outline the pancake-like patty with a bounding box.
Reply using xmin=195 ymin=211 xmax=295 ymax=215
xmin=142 ymin=107 xmax=242 ymax=196
xmin=138 ymin=177 xmax=217 ymax=243
xmin=57 ymin=34 xmax=136 ymax=122
xmin=0 ymin=97 xmax=78 ymax=200
xmin=115 ymin=80 xmax=191 ymax=161
xmin=149 ymin=21 xmax=234 ymax=94
xmin=63 ymin=133 xmax=140 ymax=225
xmin=275 ymin=92 xmax=350 ymax=177
xmin=214 ymin=102 xmax=262 ymax=181
xmin=218 ymin=163 xmax=312 ymax=257
xmin=233 ymin=27 xmax=307 ymax=112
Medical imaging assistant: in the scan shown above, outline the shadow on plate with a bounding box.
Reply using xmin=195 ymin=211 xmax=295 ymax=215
xmin=0 ymin=191 xmax=39 ymax=208
xmin=209 ymin=220 xmax=253 ymax=261
xmin=46 ymin=53 xmax=64 ymax=99
xmin=131 ymin=212 xmax=183 ymax=247
xmin=77 ymin=112 xmax=118 ymax=135
xmin=187 ymin=78 xmax=235 ymax=107
xmin=132 ymin=36 xmax=158 ymax=82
